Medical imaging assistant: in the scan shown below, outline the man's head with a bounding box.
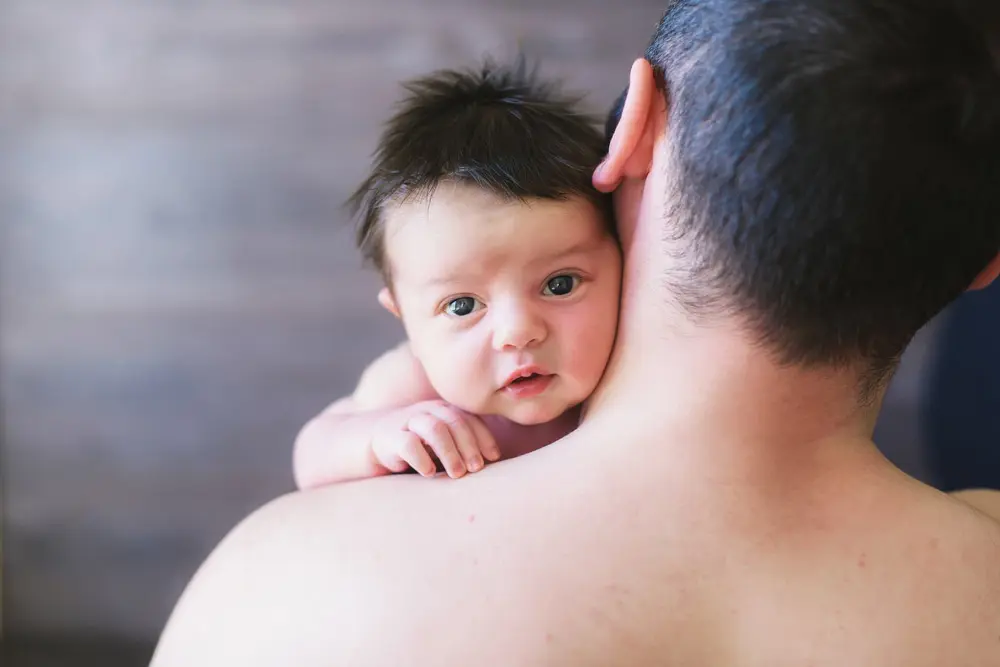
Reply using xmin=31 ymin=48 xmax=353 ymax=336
xmin=352 ymin=60 xmax=622 ymax=423
xmin=601 ymin=0 xmax=1000 ymax=393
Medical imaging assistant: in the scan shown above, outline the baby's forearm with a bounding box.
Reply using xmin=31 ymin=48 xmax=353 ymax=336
xmin=292 ymin=408 xmax=393 ymax=489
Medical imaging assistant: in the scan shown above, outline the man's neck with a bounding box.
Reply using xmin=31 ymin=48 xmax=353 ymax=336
xmin=581 ymin=292 xmax=886 ymax=482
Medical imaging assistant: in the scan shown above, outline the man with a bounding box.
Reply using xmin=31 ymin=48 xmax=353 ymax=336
xmin=152 ymin=1 xmax=1000 ymax=665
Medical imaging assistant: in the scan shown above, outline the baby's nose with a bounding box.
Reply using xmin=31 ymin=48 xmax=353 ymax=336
xmin=491 ymin=303 xmax=547 ymax=351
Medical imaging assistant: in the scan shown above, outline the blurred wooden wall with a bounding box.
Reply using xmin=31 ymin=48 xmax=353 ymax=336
xmin=0 ymin=0 xmax=670 ymax=645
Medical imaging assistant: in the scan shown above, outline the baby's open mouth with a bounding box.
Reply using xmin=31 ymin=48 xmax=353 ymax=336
xmin=502 ymin=372 xmax=554 ymax=398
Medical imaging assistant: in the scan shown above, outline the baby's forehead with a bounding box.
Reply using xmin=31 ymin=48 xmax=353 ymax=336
xmin=382 ymin=184 xmax=609 ymax=283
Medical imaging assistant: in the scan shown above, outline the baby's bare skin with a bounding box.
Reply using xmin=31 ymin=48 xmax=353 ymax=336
xmin=293 ymin=184 xmax=621 ymax=489
xmin=293 ymin=341 xmax=585 ymax=488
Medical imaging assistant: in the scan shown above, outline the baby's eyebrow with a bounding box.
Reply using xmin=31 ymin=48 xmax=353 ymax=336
xmin=414 ymin=237 xmax=603 ymax=288
xmin=535 ymin=238 xmax=604 ymax=263
xmin=416 ymin=269 xmax=478 ymax=289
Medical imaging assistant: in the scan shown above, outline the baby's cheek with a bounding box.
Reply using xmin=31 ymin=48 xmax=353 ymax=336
xmin=577 ymin=305 xmax=618 ymax=376
xmin=425 ymin=358 xmax=489 ymax=411
xmin=424 ymin=363 xmax=463 ymax=399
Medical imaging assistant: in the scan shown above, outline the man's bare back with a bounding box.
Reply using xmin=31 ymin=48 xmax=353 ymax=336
xmin=154 ymin=423 xmax=1000 ymax=666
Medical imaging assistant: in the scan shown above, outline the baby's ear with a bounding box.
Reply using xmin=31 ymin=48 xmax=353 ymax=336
xmin=378 ymin=287 xmax=401 ymax=318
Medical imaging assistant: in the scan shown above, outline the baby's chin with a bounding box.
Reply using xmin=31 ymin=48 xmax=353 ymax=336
xmin=438 ymin=382 xmax=587 ymax=426
xmin=439 ymin=398 xmax=562 ymax=426
xmin=494 ymin=400 xmax=582 ymax=427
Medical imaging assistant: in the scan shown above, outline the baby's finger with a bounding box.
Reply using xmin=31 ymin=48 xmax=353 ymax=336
xmin=407 ymin=413 xmax=466 ymax=479
xmin=425 ymin=405 xmax=485 ymax=473
xmin=371 ymin=431 xmax=411 ymax=473
xmin=395 ymin=430 xmax=437 ymax=477
xmin=464 ymin=414 xmax=501 ymax=462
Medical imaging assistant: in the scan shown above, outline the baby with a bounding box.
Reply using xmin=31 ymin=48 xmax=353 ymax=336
xmin=293 ymin=59 xmax=623 ymax=489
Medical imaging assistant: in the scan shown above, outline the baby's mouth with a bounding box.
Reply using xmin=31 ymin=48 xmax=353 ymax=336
xmin=502 ymin=372 xmax=555 ymax=398
xmin=509 ymin=373 xmax=541 ymax=385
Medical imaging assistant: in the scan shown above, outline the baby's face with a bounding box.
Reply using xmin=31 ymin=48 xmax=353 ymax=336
xmin=382 ymin=183 xmax=622 ymax=425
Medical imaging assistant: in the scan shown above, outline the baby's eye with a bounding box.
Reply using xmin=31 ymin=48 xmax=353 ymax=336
xmin=542 ymin=274 xmax=579 ymax=297
xmin=445 ymin=296 xmax=483 ymax=317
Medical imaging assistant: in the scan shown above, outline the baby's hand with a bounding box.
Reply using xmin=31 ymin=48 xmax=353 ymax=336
xmin=372 ymin=401 xmax=502 ymax=479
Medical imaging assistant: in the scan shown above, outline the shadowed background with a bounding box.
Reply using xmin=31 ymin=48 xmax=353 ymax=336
xmin=1 ymin=1 xmax=997 ymax=665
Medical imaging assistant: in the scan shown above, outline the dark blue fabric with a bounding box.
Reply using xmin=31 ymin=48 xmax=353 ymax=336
xmin=924 ymin=281 xmax=1000 ymax=491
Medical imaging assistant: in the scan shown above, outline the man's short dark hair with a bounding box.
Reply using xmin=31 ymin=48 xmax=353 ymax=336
xmin=637 ymin=0 xmax=1000 ymax=387
xmin=350 ymin=57 xmax=612 ymax=280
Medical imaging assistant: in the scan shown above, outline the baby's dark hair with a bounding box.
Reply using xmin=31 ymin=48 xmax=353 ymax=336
xmin=619 ymin=0 xmax=1000 ymax=391
xmin=349 ymin=57 xmax=613 ymax=280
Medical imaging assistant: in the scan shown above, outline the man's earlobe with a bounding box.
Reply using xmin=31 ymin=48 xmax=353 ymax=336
xmin=378 ymin=287 xmax=401 ymax=318
xmin=969 ymin=252 xmax=1000 ymax=291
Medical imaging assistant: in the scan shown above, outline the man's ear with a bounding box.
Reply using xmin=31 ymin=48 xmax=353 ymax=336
xmin=593 ymin=58 xmax=661 ymax=193
xmin=378 ymin=287 xmax=401 ymax=318
xmin=969 ymin=252 xmax=1000 ymax=291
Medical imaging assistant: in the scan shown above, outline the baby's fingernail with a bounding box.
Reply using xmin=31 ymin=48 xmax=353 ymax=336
xmin=468 ymin=458 xmax=483 ymax=472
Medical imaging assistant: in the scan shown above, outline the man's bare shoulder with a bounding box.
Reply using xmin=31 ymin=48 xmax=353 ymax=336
xmin=906 ymin=480 xmax=1000 ymax=549
xmin=884 ymin=474 xmax=1000 ymax=555
xmin=153 ymin=456 xmax=1000 ymax=667
xmin=151 ymin=469 xmax=552 ymax=667
xmin=150 ymin=483 xmax=404 ymax=667
xmin=951 ymin=488 xmax=1000 ymax=524
xmin=889 ymin=479 xmax=1000 ymax=612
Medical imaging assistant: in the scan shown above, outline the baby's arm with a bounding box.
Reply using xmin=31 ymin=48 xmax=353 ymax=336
xmin=292 ymin=342 xmax=499 ymax=489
